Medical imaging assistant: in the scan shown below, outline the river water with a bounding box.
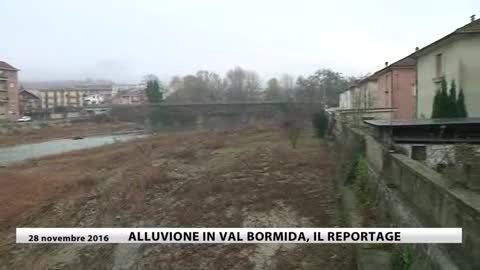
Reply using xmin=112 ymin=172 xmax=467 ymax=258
xmin=0 ymin=134 xmax=145 ymax=166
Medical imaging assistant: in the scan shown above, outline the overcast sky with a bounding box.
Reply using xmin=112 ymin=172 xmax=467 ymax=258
xmin=2 ymin=0 xmax=478 ymax=83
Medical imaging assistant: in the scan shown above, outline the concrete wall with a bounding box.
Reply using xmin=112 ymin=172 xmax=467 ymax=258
xmin=365 ymin=133 xmax=384 ymax=172
xmin=417 ymin=34 xmax=480 ymax=118
xmin=338 ymin=126 xmax=480 ymax=269
xmin=339 ymin=91 xmax=352 ymax=109
xmin=366 ymin=80 xmax=380 ymax=108
xmin=352 ymin=86 xmax=364 ymax=108
xmin=389 ymin=154 xmax=479 ymax=269
xmin=331 ymin=108 xmax=395 ymax=133
xmin=354 ymin=80 xmax=380 ymax=109
xmin=341 ymin=88 xmax=377 ymax=110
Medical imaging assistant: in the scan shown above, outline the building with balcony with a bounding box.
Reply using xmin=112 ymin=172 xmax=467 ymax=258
xmin=38 ymin=85 xmax=113 ymax=110
xmin=19 ymin=89 xmax=42 ymax=115
xmin=0 ymin=61 xmax=20 ymax=120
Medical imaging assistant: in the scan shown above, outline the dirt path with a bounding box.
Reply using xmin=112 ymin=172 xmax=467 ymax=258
xmin=0 ymin=126 xmax=353 ymax=269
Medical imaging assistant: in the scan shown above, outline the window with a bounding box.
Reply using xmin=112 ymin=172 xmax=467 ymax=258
xmin=436 ymin=53 xmax=443 ymax=77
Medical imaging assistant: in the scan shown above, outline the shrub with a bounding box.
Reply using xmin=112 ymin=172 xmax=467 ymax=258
xmin=279 ymin=101 xmax=305 ymax=149
xmin=344 ymin=157 xmax=359 ymax=185
xmin=355 ymin=157 xmax=368 ymax=192
xmin=391 ymin=245 xmax=413 ymax=270
xmin=312 ymin=111 xmax=329 ymax=138
xmin=281 ymin=119 xmax=303 ymax=149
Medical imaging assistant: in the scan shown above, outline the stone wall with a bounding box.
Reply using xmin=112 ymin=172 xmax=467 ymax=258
xmin=388 ymin=154 xmax=479 ymax=269
xmin=397 ymin=143 xmax=480 ymax=190
xmin=337 ymin=125 xmax=480 ymax=269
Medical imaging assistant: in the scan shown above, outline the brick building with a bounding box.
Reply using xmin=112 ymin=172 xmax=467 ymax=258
xmin=0 ymin=61 xmax=20 ymax=120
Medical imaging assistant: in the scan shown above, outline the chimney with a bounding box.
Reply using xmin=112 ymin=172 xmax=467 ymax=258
xmin=415 ymin=47 xmax=419 ymax=51
xmin=385 ymin=62 xmax=389 ymax=67
xmin=471 ymin=14 xmax=476 ymax=22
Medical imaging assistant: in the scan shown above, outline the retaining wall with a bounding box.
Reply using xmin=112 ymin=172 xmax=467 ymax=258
xmin=338 ymin=125 xmax=480 ymax=269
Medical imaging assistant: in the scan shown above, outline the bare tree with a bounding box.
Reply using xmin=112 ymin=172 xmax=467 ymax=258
xmin=196 ymin=70 xmax=225 ymax=101
xmin=264 ymin=78 xmax=282 ymax=101
xmin=244 ymin=70 xmax=261 ymax=101
xmin=224 ymin=67 xmax=262 ymax=102
xmin=166 ymin=71 xmax=226 ymax=102
xmin=169 ymin=76 xmax=183 ymax=91
xmin=280 ymin=73 xmax=295 ymax=99
xmin=225 ymin=67 xmax=246 ymax=101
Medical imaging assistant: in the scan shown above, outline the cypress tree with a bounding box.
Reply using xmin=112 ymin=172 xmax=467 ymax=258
xmin=438 ymin=78 xmax=449 ymax=118
xmin=145 ymin=80 xmax=163 ymax=103
xmin=431 ymin=89 xmax=441 ymax=118
xmin=457 ymin=88 xmax=468 ymax=118
xmin=448 ymin=80 xmax=458 ymax=117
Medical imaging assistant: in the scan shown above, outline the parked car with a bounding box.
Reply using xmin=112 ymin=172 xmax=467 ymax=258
xmin=17 ymin=116 xmax=32 ymax=122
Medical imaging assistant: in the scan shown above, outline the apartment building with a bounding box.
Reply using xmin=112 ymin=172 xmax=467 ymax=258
xmin=0 ymin=61 xmax=20 ymax=120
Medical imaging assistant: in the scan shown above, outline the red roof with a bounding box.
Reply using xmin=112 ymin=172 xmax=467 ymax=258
xmin=0 ymin=61 xmax=19 ymax=71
